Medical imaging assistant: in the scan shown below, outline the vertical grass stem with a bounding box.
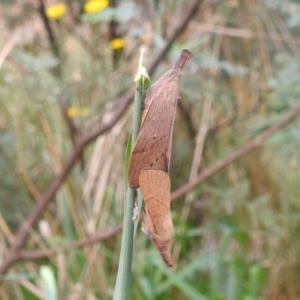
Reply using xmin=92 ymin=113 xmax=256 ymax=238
xmin=113 ymin=49 xmax=150 ymax=300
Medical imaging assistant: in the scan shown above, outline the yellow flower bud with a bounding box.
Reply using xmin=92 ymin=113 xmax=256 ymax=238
xmin=67 ymin=107 xmax=88 ymax=118
xmin=45 ymin=3 xmax=66 ymax=20
xmin=110 ymin=38 xmax=125 ymax=50
xmin=84 ymin=0 xmax=109 ymax=14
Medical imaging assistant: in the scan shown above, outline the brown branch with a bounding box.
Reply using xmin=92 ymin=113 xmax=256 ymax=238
xmin=147 ymin=0 xmax=203 ymax=75
xmin=192 ymin=22 xmax=300 ymax=44
xmin=9 ymin=103 xmax=300 ymax=263
xmin=19 ymin=224 xmax=122 ymax=261
xmin=171 ymin=103 xmax=300 ymax=201
xmin=37 ymin=0 xmax=59 ymax=59
xmin=0 ymin=0 xmax=204 ymax=276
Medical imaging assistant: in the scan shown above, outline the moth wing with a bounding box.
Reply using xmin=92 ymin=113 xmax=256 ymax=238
xmin=143 ymin=69 xmax=175 ymax=110
xmin=139 ymin=170 xmax=173 ymax=267
xmin=128 ymin=79 xmax=179 ymax=188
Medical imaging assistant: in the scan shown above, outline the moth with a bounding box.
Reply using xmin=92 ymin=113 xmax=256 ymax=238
xmin=129 ymin=49 xmax=192 ymax=267
xmin=129 ymin=49 xmax=192 ymax=188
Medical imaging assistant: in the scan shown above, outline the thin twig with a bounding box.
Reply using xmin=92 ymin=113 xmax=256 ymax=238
xmin=18 ymin=224 xmax=123 ymax=261
xmin=191 ymin=22 xmax=300 ymax=44
xmin=171 ymin=103 xmax=300 ymax=201
xmin=148 ymin=0 xmax=204 ymax=75
xmin=37 ymin=0 xmax=59 ymax=59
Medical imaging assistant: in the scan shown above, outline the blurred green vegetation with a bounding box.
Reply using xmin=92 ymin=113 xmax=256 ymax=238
xmin=1 ymin=0 xmax=300 ymax=299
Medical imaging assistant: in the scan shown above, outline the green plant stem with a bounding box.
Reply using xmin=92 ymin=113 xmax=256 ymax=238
xmin=131 ymin=85 xmax=144 ymax=143
xmin=114 ymin=188 xmax=135 ymax=300
xmin=113 ymin=61 xmax=148 ymax=300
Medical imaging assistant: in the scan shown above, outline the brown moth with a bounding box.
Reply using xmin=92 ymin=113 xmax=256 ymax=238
xmin=139 ymin=170 xmax=173 ymax=267
xmin=129 ymin=49 xmax=191 ymax=267
xmin=128 ymin=49 xmax=192 ymax=188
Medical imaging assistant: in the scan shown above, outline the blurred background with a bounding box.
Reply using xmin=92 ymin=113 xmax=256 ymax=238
xmin=1 ymin=0 xmax=300 ymax=299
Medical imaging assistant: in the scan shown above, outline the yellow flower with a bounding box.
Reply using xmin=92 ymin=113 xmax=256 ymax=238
xmin=45 ymin=3 xmax=66 ymax=20
xmin=110 ymin=38 xmax=124 ymax=50
xmin=84 ymin=0 xmax=109 ymax=14
xmin=67 ymin=107 xmax=88 ymax=118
